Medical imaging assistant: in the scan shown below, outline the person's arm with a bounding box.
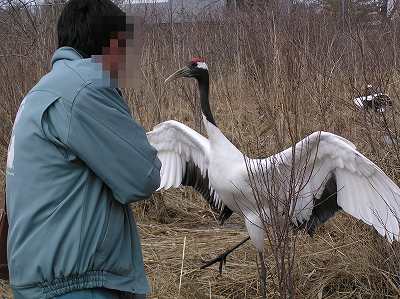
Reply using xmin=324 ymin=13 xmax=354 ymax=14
xmin=66 ymin=84 xmax=161 ymax=204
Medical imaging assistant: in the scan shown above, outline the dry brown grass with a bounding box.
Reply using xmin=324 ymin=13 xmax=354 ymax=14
xmin=1 ymin=2 xmax=400 ymax=298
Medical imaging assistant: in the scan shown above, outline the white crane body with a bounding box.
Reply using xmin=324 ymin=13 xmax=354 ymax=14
xmin=147 ymin=59 xmax=400 ymax=298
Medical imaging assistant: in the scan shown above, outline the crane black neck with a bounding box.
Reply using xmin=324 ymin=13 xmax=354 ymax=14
xmin=197 ymin=73 xmax=217 ymax=127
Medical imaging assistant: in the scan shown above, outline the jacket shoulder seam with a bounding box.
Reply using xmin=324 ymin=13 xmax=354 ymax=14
xmin=66 ymin=81 xmax=93 ymax=146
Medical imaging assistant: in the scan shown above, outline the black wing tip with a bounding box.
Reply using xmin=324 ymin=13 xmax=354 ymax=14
xmin=183 ymin=161 xmax=234 ymax=224
xmin=218 ymin=207 xmax=233 ymax=225
xmin=296 ymin=174 xmax=341 ymax=236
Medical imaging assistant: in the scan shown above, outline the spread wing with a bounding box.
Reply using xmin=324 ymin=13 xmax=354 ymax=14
xmin=263 ymin=131 xmax=400 ymax=241
xmin=147 ymin=120 xmax=232 ymax=224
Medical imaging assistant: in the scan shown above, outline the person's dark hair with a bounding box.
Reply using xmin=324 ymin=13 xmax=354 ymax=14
xmin=57 ymin=0 xmax=126 ymax=58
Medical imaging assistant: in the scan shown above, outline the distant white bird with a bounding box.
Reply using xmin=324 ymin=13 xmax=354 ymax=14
xmin=353 ymin=84 xmax=392 ymax=112
xmin=147 ymin=59 xmax=400 ymax=298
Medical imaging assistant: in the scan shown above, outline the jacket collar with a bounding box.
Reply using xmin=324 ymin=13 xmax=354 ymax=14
xmin=51 ymin=47 xmax=84 ymax=66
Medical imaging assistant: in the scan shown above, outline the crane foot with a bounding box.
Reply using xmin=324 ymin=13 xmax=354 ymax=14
xmin=200 ymin=236 xmax=250 ymax=274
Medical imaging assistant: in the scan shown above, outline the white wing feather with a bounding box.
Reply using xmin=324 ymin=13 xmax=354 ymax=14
xmin=147 ymin=120 xmax=230 ymax=219
xmin=267 ymin=131 xmax=400 ymax=241
xmin=147 ymin=120 xmax=210 ymax=190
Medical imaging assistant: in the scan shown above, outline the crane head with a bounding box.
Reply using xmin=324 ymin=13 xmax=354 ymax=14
xmin=165 ymin=57 xmax=208 ymax=83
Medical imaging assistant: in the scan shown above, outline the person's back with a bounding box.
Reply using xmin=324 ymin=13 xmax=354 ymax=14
xmin=5 ymin=1 xmax=161 ymax=298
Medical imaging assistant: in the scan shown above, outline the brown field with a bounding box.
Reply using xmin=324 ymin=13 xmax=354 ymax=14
xmin=1 ymin=2 xmax=400 ymax=298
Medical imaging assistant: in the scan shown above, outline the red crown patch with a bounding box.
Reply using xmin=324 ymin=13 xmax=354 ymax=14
xmin=191 ymin=57 xmax=205 ymax=63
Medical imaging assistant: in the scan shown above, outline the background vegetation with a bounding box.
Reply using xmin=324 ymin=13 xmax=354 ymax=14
xmin=1 ymin=0 xmax=400 ymax=298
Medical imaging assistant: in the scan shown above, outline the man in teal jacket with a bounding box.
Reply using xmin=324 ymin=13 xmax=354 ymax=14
xmin=5 ymin=1 xmax=161 ymax=298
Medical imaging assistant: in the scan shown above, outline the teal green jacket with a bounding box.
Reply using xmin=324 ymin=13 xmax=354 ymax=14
xmin=5 ymin=47 xmax=161 ymax=299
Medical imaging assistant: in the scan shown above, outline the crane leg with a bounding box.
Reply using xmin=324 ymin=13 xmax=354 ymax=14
xmin=258 ymin=251 xmax=267 ymax=299
xmin=200 ymin=236 xmax=250 ymax=274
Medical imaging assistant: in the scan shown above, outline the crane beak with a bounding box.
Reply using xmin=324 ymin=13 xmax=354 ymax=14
xmin=164 ymin=66 xmax=192 ymax=83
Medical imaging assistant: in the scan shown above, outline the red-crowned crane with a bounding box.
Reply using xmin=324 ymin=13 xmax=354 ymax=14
xmin=147 ymin=58 xmax=400 ymax=298
xmin=353 ymin=84 xmax=392 ymax=112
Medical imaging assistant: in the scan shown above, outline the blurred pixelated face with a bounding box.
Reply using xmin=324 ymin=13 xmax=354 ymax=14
xmin=95 ymin=16 xmax=143 ymax=88
xmin=101 ymin=31 xmax=128 ymax=78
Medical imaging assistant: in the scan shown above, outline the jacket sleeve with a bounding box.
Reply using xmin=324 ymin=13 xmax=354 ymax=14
xmin=66 ymin=84 xmax=161 ymax=204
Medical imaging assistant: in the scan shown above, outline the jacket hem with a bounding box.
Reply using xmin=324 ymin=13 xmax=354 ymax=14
xmin=11 ymin=270 xmax=150 ymax=299
xmin=39 ymin=270 xmax=106 ymax=298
